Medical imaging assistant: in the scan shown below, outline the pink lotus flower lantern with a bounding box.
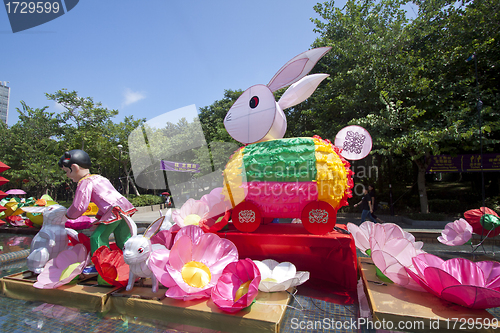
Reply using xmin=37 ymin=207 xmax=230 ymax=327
xmin=172 ymin=188 xmax=232 ymax=229
xmin=156 ymin=225 xmax=239 ymax=300
xmin=211 ymin=258 xmax=261 ymax=313
xmin=369 ymin=223 xmax=425 ymax=291
xmin=406 ymin=253 xmax=500 ymax=309
xmin=200 ymin=187 xmax=231 ymax=219
xmin=438 ymin=218 xmax=473 ymax=246
xmin=34 ymin=244 xmax=90 ymax=289
xmin=172 ymin=199 xmax=210 ymax=228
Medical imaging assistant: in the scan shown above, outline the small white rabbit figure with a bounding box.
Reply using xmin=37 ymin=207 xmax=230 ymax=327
xmin=224 ymin=47 xmax=331 ymax=145
xmin=121 ymin=213 xmax=166 ymax=293
xmin=22 ymin=205 xmax=76 ymax=274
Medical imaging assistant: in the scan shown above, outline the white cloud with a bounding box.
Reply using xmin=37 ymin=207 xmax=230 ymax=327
xmin=122 ymin=88 xmax=146 ymax=107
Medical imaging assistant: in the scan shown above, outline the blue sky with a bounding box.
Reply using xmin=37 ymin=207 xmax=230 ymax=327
xmin=1 ymin=0 xmax=343 ymax=127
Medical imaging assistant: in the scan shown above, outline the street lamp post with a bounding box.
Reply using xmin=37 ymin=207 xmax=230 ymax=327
xmin=117 ymin=144 xmax=123 ymax=193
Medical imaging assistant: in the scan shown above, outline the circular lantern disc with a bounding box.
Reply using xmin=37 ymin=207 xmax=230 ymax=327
xmin=232 ymin=201 xmax=262 ymax=233
xmin=334 ymin=125 xmax=372 ymax=160
xmin=301 ymin=201 xmax=336 ymax=235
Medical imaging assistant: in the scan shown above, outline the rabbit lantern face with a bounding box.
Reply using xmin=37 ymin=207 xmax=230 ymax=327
xmin=224 ymin=47 xmax=331 ymax=145
xmin=43 ymin=204 xmax=67 ymax=223
xmin=123 ymin=236 xmax=152 ymax=265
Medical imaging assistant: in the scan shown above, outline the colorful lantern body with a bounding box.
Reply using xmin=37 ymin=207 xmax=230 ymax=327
xmin=223 ymin=136 xmax=353 ymax=234
xmin=406 ymin=253 xmax=500 ymax=309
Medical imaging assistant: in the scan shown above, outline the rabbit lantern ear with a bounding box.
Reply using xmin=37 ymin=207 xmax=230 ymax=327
xmin=224 ymin=47 xmax=331 ymax=145
xmin=120 ymin=212 xmax=138 ymax=237
xmin=144 ymin=216 xmax=165 ymax=239
xmin=277 ymin=73 xmax=330 ymax=110
xmin=267 ymin=47 xmax=331 ymax=92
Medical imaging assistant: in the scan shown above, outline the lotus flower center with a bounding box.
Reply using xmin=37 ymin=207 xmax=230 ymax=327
xmin=184 ymin=214 xmax=201 ymax=226
xmin=59 ymin=262 xmax=81 ymax=281
xmin=234 ymin=280 xmax=252 ymax=301
xmin=262 ymin=277 xmax=277 ymax=282
xmin=181 ymin=261 xmax=211 ymax=288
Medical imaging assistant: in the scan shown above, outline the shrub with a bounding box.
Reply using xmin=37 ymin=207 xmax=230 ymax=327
xmin=128 ymin=194 xmax=164 ymax=207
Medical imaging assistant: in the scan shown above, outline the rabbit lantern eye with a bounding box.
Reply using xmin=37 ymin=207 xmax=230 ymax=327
xmin=249 ymin=96 xmax=259 ymax=109
xmin=137 ymin=247 xmax=144 ymax=254
xmin=224 ymin=85 xmax=284 ymax=145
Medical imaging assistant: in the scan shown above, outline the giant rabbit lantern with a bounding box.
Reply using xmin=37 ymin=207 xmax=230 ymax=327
xmin=223 ymin=47 xmax=358 ymax=234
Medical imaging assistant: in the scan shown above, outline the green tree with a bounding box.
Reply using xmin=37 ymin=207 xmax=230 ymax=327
xmin=46 ymin=89 xmax=119 ymax=152
xmin=310 ymin=0 xmax=500 ymax=213
xmin=2 ymin=101 xmax=64 ymax=198
xmin=108 ymin=116 xmax=146 ymax=196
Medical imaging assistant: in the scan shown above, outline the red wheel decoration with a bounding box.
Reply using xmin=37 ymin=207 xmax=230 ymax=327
xmin=301 ymin=201 xmax=336 ymax=235
xmin=232 ymin=201 xmax=262 ymax=233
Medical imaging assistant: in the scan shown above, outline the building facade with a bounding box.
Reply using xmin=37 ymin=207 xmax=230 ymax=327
xmin=0 ymin=82 xmax=9 ymax=124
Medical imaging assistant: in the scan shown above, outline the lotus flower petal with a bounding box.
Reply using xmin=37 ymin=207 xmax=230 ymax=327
xmin=211 ymin=258 xmax=261 ymax=313
xmin=173 ymin=224 xmax=205 ymax=245
xmin=442 ymin=285 xmax=500 ymax=309
xmin=346 ymin=221 xmax=374 ymax=255
xmin=253 ymin=259 xmax=309 ymax=292
xmin=149 ymin=248 xmax=175 ymax=288
xmin=200 ymin=187 xmax=231 ymax=220
xmin=91 ymin=244 xmax=129 ymax=288
xmin=200 ymin=209 xmax=230 ymax=233
xmin=438 ymin=218 xmax=473 ymax=246
xmin=34 ymin=244 xmax=89 ymax=289
xmin=151 ymin=228 xmax=178 ymax=249
xmin=408 ymin=253 xmax=500 ymax=309
xmin=371 ymin=240 xmax=423 ymax=291
xmin=165 ymin=285 xmax=211 ymax=300
xmin=369 ymin=223 xmax=425 ymax=291
xmin=476 ymin=261 xmax=500 ymax=289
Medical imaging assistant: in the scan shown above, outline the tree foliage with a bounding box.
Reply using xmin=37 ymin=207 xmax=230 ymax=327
xmin=308 ymin=0 xmax=500 ymax=212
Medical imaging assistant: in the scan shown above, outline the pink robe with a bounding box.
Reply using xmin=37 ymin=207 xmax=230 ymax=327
xmin=66 ymin=174 xmax=137 ymax=224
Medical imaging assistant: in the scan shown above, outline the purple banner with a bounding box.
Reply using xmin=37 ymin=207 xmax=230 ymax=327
xmin=426 ymin=153 xmax=500 ymax=173
xmin=160 ymin=160 xmax=200 ymax=173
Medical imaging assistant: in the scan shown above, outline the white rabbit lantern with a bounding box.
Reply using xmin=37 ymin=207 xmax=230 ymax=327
xmin=224 ymin=47 xmax=331 ymax=145
xmin=121 ymin=213 xmax=166 ymax=293
xmin=22 ymin=205 xmax=76 ymax=274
